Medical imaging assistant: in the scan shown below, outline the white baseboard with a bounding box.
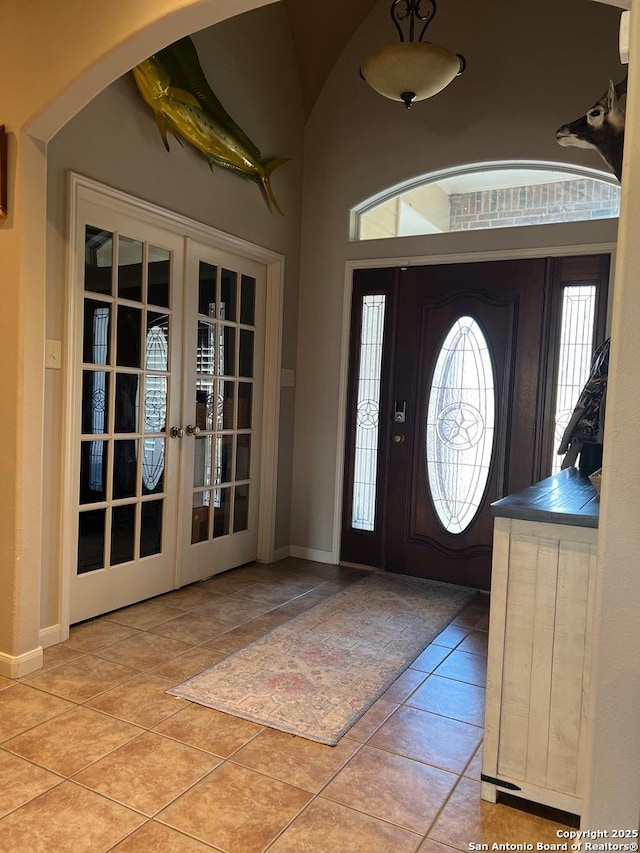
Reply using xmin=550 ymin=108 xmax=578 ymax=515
xmin=0 ymin=626 xmax=66 ymax=678
xmin=263 ymin=545 xmax=338 ymax=565
xmin=40 ymin=624 xmax=65 ymax=648
xmin=0 ymin=646 xmax=44 ymax=679
xmin=289 ymin=546 xmax=337 ymax=565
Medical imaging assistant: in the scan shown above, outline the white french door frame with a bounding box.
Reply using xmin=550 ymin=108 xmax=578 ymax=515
xmin=59 ymin=172 xmax=284 ymax=637
xmin=334 ymin=239 xmax=617 ymax=565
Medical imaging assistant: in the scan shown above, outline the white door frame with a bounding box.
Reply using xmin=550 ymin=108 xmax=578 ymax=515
xmin=333 ymin=239 xmax=617 ymax=565
xmin=60 ymin=172 xmax=284 ymax=637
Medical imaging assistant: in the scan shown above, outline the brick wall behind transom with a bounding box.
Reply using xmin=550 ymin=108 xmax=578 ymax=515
xmin=448 ymin=179 xmax=620 ymax=231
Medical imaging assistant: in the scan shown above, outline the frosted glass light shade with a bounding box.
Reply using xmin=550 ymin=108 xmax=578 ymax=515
xmin=361 ymin=41 xmax=462 ymax=106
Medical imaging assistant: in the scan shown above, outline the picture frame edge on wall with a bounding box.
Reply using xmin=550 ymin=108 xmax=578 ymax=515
xmin=0 ymin=125 xmax=7 ymax=219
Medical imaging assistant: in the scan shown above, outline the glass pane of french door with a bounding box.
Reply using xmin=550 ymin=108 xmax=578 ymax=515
xmin=71 ymin=209 xmax=184 ymax=623
xmin=180 ymin=242 xmax=265 ymax=585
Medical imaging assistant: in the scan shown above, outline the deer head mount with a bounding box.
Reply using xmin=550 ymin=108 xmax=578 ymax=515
xmin=555 ymin=77 xmax=627 ymax=182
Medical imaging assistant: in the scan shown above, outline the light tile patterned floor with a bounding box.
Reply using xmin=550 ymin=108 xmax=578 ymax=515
xmin=0 ymin=559 xmax=574 ymax=852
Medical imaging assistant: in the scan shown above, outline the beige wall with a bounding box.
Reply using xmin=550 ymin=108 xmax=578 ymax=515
xmin=43 ymin=5 xmax=305 ymax=629
xmin=582 ymin=1 xmax=640 ymax=826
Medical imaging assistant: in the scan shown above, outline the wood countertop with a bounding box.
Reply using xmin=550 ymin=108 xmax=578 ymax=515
xmin=491 ymin=467 xmax=599 ymax=528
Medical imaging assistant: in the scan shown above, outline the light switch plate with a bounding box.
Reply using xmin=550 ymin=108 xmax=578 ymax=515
xmin=281 ymin=368 xmax=295 ymax=388
xmin=45 ymin=339 xmax=62 ymax=369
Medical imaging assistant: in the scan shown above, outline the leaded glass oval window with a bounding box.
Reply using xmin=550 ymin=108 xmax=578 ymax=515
xmin=426 ymin=316 xmax=495 ymax=534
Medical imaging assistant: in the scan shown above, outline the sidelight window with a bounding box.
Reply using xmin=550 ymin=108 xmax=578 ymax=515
xmin=351 ymin=294 xmax=387 ymax=531
xmin=551 ymin=285 xmax=598 ymax=474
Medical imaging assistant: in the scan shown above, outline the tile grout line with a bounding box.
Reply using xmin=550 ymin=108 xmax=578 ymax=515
xmin=416 ymin=742 xmax=486 ymax=849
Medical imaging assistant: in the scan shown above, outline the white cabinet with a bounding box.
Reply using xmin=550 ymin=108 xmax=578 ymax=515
xmin=482 ymin=515 xmax=597 ymax=816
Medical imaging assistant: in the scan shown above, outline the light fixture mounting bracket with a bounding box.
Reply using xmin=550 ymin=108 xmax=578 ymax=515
xmin=391 ymin=0 xmax=437 ymax=44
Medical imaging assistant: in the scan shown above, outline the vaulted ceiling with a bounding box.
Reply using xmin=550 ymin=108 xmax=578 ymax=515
xmin=281 ymin=0 xmax=625 ymax=117
xmin=283 ymin=0 xmax=378 ymax=116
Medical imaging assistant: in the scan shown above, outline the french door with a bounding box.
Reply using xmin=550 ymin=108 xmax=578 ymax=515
xmin=70 ymin=194 xmax=265 ymax=623
xmin=180 ymin=243 xmax=265 ymax=585
xmin=341 ymin=255 xmax=609 ymax=589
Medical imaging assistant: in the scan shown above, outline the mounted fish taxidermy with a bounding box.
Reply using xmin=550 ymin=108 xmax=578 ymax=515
xmin=133 ymin=36 xmax=288 ymax=213
xmin=555 ymin=77 xmax=627 ymax=181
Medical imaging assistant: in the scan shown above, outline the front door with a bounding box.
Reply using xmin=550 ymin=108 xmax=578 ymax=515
xmin=70 ymin=195 xmax=266 ymax=623
xmin=341 ymin=255 xmax=609 ymax=590
xmin=385 ymin=260 xmax=547 ymax=589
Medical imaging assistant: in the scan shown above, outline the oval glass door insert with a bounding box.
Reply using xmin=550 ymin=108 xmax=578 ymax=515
xmin=426 ymin=316 xmax=495 ymax=534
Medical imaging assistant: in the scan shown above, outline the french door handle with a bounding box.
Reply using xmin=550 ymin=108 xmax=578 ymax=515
xmin=170 ymin=426 xmax=184 ymax=438
xmin=393 ymin=433 xmax=406 ymax=444
xmin=185 ymin=424 xmax=201 ymax=436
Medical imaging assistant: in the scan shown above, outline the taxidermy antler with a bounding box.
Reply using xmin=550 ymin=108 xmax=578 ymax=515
xmin=133 ymin=36 xmax=288 ymax=213
xmin=555 ymin=77 xmax=627 ymax=181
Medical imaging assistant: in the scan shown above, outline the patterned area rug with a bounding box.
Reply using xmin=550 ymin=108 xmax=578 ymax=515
xmin=168 ymin=573 xmax=476 ymax=745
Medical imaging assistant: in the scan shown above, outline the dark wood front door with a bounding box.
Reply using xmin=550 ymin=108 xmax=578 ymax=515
xmin=340 ymin=254 xmax=610 ymax=590
xmin=385 ymin=260 xmax=548 ymax=589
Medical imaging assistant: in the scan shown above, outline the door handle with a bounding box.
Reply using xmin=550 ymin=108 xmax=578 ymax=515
xmin=185 ymin=424 xmax=201 ymax=436
xmin=170 ymin=426 xmax=184 ymax=438
xmin=393 ymin=434 xmax=406 ymax=444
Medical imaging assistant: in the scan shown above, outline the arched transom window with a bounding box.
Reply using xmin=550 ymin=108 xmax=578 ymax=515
xmin=352 ymin=162 xmax=620 ymax=241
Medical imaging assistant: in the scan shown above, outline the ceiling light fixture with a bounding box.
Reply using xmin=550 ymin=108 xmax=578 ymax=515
xmin=360 ymin=0 xmax=466 ymax=110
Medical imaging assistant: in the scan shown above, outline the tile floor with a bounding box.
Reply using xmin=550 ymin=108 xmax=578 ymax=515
xmin=0 ymin=559 xmax=574 ymax=852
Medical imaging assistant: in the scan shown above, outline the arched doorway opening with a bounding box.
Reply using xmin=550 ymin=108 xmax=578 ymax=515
xmin=1 ymin=0 xmax=278 ymax=676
